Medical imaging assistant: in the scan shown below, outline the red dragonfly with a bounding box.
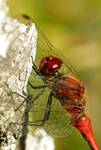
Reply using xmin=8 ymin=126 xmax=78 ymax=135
xmin=19 ymin=15 xmax=100 ymax=150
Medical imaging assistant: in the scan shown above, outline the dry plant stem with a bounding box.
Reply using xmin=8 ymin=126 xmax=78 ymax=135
xmin=0 ymin=0 xmax=37 ymax=149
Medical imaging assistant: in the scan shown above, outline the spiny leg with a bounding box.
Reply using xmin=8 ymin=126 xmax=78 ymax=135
xmin=9 ymin=89 xmax=45 ymax=127
xmin=8 ymin=81 xmax=47 ymax=112
xmin=25 ymin=89 xmax=45 ymax=112
xmin=31 ymin=56 xmax=46 ymax=83
xmin=29 ymin=92 xmax=53 ymax=126
xmin=8 ymin=91 xmax=28 ymax=112
xmin=8 ymin=91 xmax=27 ymax=99
xmin=28 ymin=80 xmax=47 ymax=89
xmin=41 ymin=92 xmax=53 ymax=125
xmin=8 ymin=87 xmax=46 ymax=112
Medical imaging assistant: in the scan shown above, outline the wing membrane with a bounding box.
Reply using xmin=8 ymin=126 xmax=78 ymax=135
xmin=28 ymin=86 xmax=73 ymax=137
xmin=14 ymin=14 xmax=78 ymax=137
xmin=17 ymin=14 xmax=78 ymax=77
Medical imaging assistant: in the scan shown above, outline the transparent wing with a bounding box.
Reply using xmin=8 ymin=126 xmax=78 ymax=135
xmin=17 ymin=14 xmax=78 ymax=77
xmin=36 ymin=28 xmax=78 ymax=77
xmin=14 ymin=15 xmax=78 ymax=137
xmin=27 ymin=81 xmax=73 ymax=137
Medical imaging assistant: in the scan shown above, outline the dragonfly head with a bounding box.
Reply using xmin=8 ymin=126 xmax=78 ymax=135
xmin=39 ymin=55 xmax=63 ymax=78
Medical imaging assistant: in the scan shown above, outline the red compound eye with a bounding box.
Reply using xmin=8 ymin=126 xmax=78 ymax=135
xmin=48 ymin=56 xmax=62 ymax=70
xmin=39 ymin=55 xmax=62 ymax=77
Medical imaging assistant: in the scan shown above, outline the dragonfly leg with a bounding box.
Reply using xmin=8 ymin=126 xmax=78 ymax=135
xmin=29 ymin=92 xmax=53 ymax=126
xmin=9 ymin=87 xmax=46 ymax=112
xmin=41 ymin=92 xmax=53 ymax=124
xmin=31 ymin=56 xmax=46 ymax=83
xmin=9 ymin=89 xmax=45 ymax=126
xmin=8 ymin=91 xmax=26 ymax=99
xmin=28 ymin=81 xmax=47 ymax=89
xmin=31 ymin=56 xmax=42 ymax=76
xmin=8 ymin=91 xmax=28 ymax=111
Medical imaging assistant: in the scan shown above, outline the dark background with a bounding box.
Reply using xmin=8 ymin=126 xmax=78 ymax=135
xmin=8 ymin=0 xmax=101 ymax=149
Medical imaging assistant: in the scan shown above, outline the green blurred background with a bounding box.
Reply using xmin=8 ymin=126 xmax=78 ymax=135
xmin=8 ymin=0 xmax=101 ymax=149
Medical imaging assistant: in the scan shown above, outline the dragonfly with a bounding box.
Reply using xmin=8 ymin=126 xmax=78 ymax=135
xmin=14 ymin=14 xmax=100 ymax=150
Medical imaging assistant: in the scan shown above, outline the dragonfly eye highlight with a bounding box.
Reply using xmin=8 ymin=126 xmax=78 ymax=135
xmin=39 ymin=55 xmax=62 ymax=78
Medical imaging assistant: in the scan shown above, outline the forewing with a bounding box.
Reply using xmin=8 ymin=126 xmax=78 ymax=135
xmin=28 ymin=84 xmax=73 ymax=137
xmin=36 ymin=27 xmax=78 ymax=77
xmin=18 ymin=14 xmax=78 ymax=77
xmin=15 ymin=15 xmax=76 ymax=137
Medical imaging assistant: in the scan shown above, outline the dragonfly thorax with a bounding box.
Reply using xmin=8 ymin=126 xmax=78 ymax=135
xmin=49 ymin=75 xmax=86 ymax=118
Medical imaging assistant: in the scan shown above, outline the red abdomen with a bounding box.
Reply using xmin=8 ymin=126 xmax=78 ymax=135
xmin=52 ymin=76 xmax=85 ymax=117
